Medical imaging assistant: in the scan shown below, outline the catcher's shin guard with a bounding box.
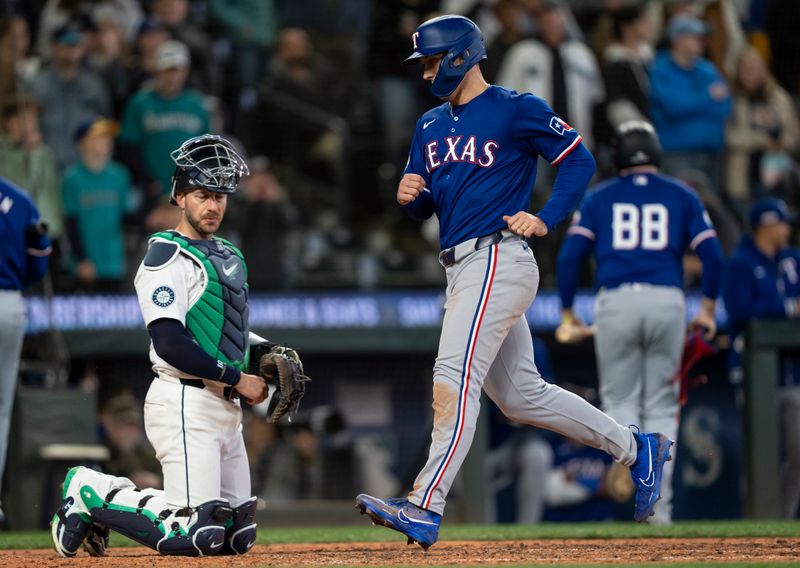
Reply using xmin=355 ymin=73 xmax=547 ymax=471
xmin=219 ymin=496 xmax=257 ymax=555
xmin=88 ymin=490 xmax=232 ymax=557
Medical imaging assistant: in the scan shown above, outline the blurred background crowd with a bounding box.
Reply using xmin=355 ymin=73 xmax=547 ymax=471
xmin=2 ymin=0 xmax=800 ymax=527
xmin=2 ymin=0 xmax=798 ymax=294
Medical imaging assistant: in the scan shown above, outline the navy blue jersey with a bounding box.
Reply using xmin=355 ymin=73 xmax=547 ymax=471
xmin=562 ymin=172 xmax=718 ymax=294
xmin=403 ymin=86 xmax=584 ymax=249
xmin=0 ymin=177 xmax=51 ymax=290
xmin=723 ymin=238 xmax=800 ymax=386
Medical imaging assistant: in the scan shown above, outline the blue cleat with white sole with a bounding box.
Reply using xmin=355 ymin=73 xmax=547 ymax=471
xmin=630 ymin=430 xmax=674 ymax=522
xmin=355 ymin=494 xmax=440 ymax=550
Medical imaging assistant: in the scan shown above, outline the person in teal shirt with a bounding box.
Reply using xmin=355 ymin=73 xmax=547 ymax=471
xmin=118 ymin=40 xmax=209 ymax=209
xmin=62 ymin=117 xmax=133 ymax=291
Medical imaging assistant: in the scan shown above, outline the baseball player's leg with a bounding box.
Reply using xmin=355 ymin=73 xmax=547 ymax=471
xmin=52 ymin=465 xmax=230 ymax=557
xmin=144 ymin=379 xmax=224 ymax=508
xmin=594 ymin=287 xmax=645 ymax=430
xmin=779 ymin=386 xmax=800 ymax=518
xmin=641 ymin=287 xmax=684 ymax=523
xmin=0 ymin=292 xmax=25 ymax=503
xmin=219 ymin=421 xmax=257 ymax=555
xmin=408 ymin=241 xmax=538 ymax=515
xmin=483 ymin=315 xmax=637 ymax=464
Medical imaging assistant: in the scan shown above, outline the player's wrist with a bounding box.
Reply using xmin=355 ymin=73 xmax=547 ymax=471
xmin=219 ymin=364 xmax=241 ymax=386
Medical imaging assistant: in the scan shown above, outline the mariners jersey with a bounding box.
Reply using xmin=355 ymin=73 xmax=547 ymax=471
xmin=134 ymin=232 xmax=249 ymax=380
xmin=404 ymin=86 xmax=584 ymax=249
xmin=564 ymin=172 xmax=717 ymax=292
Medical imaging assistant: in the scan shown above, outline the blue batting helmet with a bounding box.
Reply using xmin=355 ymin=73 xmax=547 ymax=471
xmin=404 ymin=15 xmax=486 ymax=98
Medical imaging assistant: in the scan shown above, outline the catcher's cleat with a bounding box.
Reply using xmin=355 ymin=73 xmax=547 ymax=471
xmin=83 ymin=523 xmax=110 ymax=557
xmin=629 ymin=430 xmax=674 ymax=522
xmin=51 ymin=466 xmax=94 ymax=557
xmin=355 ymin=494 xmax=440 ymax=550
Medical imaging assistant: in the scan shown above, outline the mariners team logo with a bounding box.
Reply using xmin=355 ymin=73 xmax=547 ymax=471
xmin=549 ymin=116 xmax=574 ymax=136
xmin=152 ymin=286 xmax=175 ymax=308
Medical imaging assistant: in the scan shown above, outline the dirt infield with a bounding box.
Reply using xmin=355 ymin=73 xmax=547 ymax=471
xmin=5 ymin=538 xmax=800 ymax=566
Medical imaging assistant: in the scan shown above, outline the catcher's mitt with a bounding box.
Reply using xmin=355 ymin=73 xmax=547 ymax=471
xmin=256 ymin=345 xmax=310 ymax=423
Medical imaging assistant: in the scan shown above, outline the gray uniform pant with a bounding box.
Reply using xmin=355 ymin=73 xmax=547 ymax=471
xmin=0 ymin=291 xmax=25 ymax=502
xmin=408 ymin=232 xmax=637 ymax=515
xmin=779 ymin=386 xmax=800 ymax=518
xmin=594 ymin=284 xmax=685 ymax=523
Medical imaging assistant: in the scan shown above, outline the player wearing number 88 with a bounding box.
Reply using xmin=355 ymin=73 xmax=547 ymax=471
xmin=556 ymin=120 xmax=724 ymax=523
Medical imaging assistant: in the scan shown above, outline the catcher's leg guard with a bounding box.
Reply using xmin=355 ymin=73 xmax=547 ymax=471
xmin=84 ymin=485 xmax=232 ymax=557
xmin=219 ymin=496 xmax=257 ymax=555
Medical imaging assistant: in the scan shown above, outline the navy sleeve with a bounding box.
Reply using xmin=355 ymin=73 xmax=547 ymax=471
xmin=685 ymin=191 xmax=722 ymax=299
xmin=512 ymin=94 xmax=583 ymax=164
xmin=557 ymin=229 xmax=594 ymax=310
xmin=401 ymin=119 xmax=435 ymax=220
xmin=536 ymin=144 xmax=596 ymax=230
xmin=22 ymin=201 xmax=51 ymax=288
xmin=695 ymin=237 xmax=723 ymax=300
xmin=402 ymin=188 xmax=434 ymax=220
xmin=149 ymin=318 xmax=241 ymax=385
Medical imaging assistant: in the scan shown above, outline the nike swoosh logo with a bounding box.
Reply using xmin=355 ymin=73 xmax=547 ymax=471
xmin=397 ymin=509 xmax=437 ymax=526
xmin=637 ymin=440 xmax=655 ymax=487
xmin=222 ymin=262 xmax=238 ymax=277
xmin=210 ymin=540 xmax=223 ymax=548
xmin=423 ymin=119 xmax=436 ymax=129
xmin=639 ymin=469 xmax=655 ymax=488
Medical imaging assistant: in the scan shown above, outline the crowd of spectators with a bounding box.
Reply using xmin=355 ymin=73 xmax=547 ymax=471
xmin=1 ymin=0 xmax=799 ymax=292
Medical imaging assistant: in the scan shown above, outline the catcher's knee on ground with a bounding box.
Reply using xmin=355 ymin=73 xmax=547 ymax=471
xmin=87 ymin=490 xmax=232 ymax=556
xmin=219 ymin=496 xmax=257 ymax=555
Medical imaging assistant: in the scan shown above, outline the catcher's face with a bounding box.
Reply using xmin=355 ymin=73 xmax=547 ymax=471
xmin=177 ymin=188 xmax=228 ymax=238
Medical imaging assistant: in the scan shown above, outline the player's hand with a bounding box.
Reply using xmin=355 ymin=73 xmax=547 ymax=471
xmin=555 ymin=309 xmax=595 ymax=344
xmin=397 ymin=173 xmax=425 ymax=205
xmin=235 ymin=372 xmax=268 ymax=405
xmin=689 ymin=297 xmax=717 ymax=340
xmin=502 ymin=211 xmax=549 ymax=237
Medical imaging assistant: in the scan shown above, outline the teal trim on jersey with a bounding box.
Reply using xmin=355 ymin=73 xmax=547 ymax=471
xmin=150 ymin=231 xmax=249 ymax=371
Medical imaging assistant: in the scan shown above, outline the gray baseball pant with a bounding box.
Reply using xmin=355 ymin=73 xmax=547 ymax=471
xmin=0 ymin=291 xmax=25 ymax=503
xmin=408 ymin=232 xmax=637 ymax=515
xmin=594 ymin=284 xmax=684 ymax=523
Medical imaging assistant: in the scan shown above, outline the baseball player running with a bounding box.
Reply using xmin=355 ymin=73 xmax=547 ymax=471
xmin=51 ymin=134 xmax=306 ymax=557
xmin=355 ymin=15 xmax=673 ymax=548
xmin=556 ymin=120 xmax=724 ymax=524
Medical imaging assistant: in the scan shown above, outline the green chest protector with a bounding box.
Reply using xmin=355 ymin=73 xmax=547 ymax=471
xmin=148 ymin=231 xmax=250 ymax=371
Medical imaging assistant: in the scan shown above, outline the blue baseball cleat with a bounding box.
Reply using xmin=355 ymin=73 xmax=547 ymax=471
xmin=355 ymin=494 xmax=440 ymax=550
xmin=629 ymin=430 xmax=674 ymax=522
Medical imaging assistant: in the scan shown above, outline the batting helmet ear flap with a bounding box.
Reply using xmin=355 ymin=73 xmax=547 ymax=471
xmin=404 ymin=14 xmax=487 ymax=98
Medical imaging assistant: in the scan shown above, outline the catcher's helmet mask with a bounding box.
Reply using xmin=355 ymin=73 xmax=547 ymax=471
xmin=169 ymin=134 xmax=249 ymax=205
xmin=613 ymin=120 xmax=663 ymax=171
xmin=404 ymin=15 xmax=486 ymax=98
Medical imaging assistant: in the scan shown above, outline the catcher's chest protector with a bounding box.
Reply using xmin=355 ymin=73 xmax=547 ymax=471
xmin=150 ymin=231 xmax=250 ymax=370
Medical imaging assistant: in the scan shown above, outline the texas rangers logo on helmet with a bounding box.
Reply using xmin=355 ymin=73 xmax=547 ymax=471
xmin=549 ymin=116 xmax=574 ymax=136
